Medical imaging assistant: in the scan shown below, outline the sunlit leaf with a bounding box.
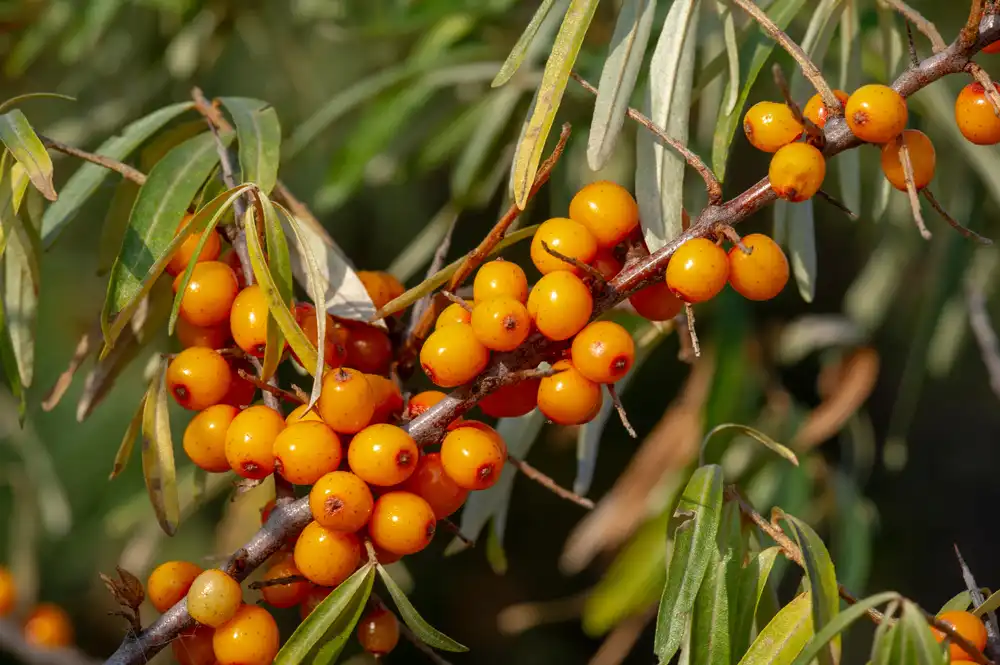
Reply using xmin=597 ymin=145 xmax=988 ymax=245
xmin=140 ymin=359 xmax=180 ymax=536
xmin=736 ymin=592 xmax=813 ymax=665
xmin=492 ymin=0 xmax=564 ymax=87
xmin=898 ymin=599 xmax=950 ymax=665
xmin=790 ymin=592 xmax=899 ymax=665
xmin=691 ymin=548 xmax=730 ymax=665
xmin=701 ymin=423 xmax=798 ymax=467
xmin=260 ymin=198 xmax=293 ymax=381
xmin=0 ymin=109 xmax=56 ymax=201
xmin=974 ymin=590 xmax=1000 ymax=617
xmin=871 ymin=600 xmax=900 ymax=665
xmin=0 ymin=92 xmax=76 ymax=116
xmin=939 ymin=591 xmax=973 ymax=614
xmin=377 ymin=563 xmax=468 ymax=652
xmin=219 ymin=97 xmax=281 ymax=195
xmin=837 ymin=0 xmax=861 ymax=215
xmin=110 ymin=394 xmax=146 ymax=480
xmin=4 ymin=205 xmax=39 ymax=388
xmin=730 ymin=547 xmax=781 ymax=660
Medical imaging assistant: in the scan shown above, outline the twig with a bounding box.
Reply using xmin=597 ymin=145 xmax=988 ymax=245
xmin=236 ymin=369 xmax=305 ymax=404
xmin=720 ymin=226 xmax=750 ymax=254
xmin=966 ymin=281 xmax=1000 ymax=401
xmin=441 ymin=291 xmax=473 ymax=312
xmin=684 ymin=304 xmax=701 ymax=358
xmin=408 ymin=214 xmax=460 ymax=340
xmin=247 ymin=575 xmax=308 ymax=589
xmin=40 ymin=136 xmax=147 ymax=185
xmin=816 ymin=189 xmax=860 ymax=221
xmin=963 ymin=0 xmax=988 ymax=49
xmin=507 ymin=456 xmax=595 ymax=510
xmin=906 ymin=20 xmax=921 ymax=66
xmin=0 ymin=620 xmax=100 ymax=665
xmin=967 ymin=63 xmax=1000 ymax=116
xmin=955 ymin=544 xmax=1000 ymax=657
xmin=883 ymin=0 xmax=948 ymax=51
xmin=439 ymin=518 xmax=475 ymax=547
xmin=922 ymin=189 xmax=992 ymax=244
xmin=771 ymin=64 xmax=822 ymax=141
xmin=606 ymin=384 xmax=637 ymax=438
xmin=540 ymin=240 xmax=607 ymax=285
xmin=898 ymin=142 xmax=932 ymax=239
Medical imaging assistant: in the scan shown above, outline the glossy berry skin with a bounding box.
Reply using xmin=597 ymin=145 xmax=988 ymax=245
xmin=955 ymin=82 xmax=1000 ymax=145
xmin=212 ymin=605 xmax=280 ymax=665
xmin=591 ymin=249 xmax=623 ymax=281
xmin=293 ymin=521 xmax=362 ymax=587
xmin=537 ymin=360 xmax=602 ymax=425
xmin=400 ymin=452 xmax=469 ymax=519
xmin=474 ymin=260 xmax=529 ymax=303
xmin=458 ymin=420 xmax=507 ymax=458
xmin=440 ymin=426 xmax=506 ymax=490
xmin=727 ymin=234 xmax=789 ymax=301
xmin=183 ymin=404 xmax=237 ymax=473
xmin=186 ymin=569 xmax=242 ymax=628
xmin=665 ymin=238 xmax=730 ymax=303
xmin=147 ymin=561 xmax=202 ymax=613
xmin=318 ymin=368 xmax=376 ymax=434
xmin=167 ymin=347 xmax=231 ymax=411
xmin=176 ymin=318 xmax=230 ymax=349
xmin=406 ymin=390 xmax=448 ymax=419
xmin=0 ymin=566 xmax=14 ymax=616
xmin=880 ymin=129 xmax=936 ymax=191
xmin=358 ymin=608 xmax=400 ymax=656
xmin=527 ymin=271 xmax=593 ymax=341
xmin=342 ymin=322 xmax=393 ymax=375
xmin=629 ymin=281 xmax=683 ymax=321
xmin=471 ymin=297 xmax=531 ymax=352
xmin=273 ymin=421 xmax=343 ymax=485
xmin=172 ymin=625 xmax=216 ymax=665
xmin=931 ymin=611 xmax=988 ymax=661
xmin=571 ymin=321 xmax=635 ymax=384
xmin=229 ymin=285 xmax=269 ymax=357
xmin=260 ymin=557 xmax=310 ymax=609
xmin=436 ymin=302 xmax=472 ymax=329
xmin=225 ymin=405 xmax=285 ymax=480
xmin=845 ymin=84 xmax=908 ymax=143
xmin=478 ymin=379 xmax=540 ymax=419
xmin=286 ymin=403 xmax=324 ymax=425
xmin=167 ymin=214 xmax=221 ymax=277
xmin=367 ymin=374 xmax=404 ymax=424
xmin=299 ymin=585 xmax=332 ymax=620
xmin=568 ymin=180 xmax=640 ymax=248
xmin=310 ymin=471 xmax=375 ymax=532
xmin=348 ymin=423 xmax=418 ymax=486
xmin=802 ymin=90 xmax=849 ymax=128
xmin=292 ymin=303 xmax=346 ymax=370
xmin=358 ymin=271 xmax=406 ymax=315
xmin=743 ymin=101 xmax=804 ymax=152
xmin=369 ymin=491 xmax=437 ymax=556
xmin=221 ymin=358 xmax=257 ymax=408
xmin=173 ymin=261 xmax=239 ymax=328
xmin=23 ymin=604 xmax=73 ymax=649
xmin=768 ymin=142 xmax=826 ymax=203
xmin=420 ymin=323 xmax=490 ymax=388
xmin=530 ymin=217 xmax=599 ymax=275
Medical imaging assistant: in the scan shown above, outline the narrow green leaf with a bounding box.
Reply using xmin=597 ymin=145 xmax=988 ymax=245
xmin=110 ymin=394 xmax=146 ymax=479
xmin=219 ymin=97 xmax=281 ymax=195
xmin=716 ymin=0 xmax=740 ymax=114
xmin=0 ymin=295 xmax=25 ymax=421
xmin=701 ymin=423 xmax=798 ymax=467
xmin=899 ymin=600 xmax=950 ymax=665
xmin=97 ymin=179 xmax=140 ymax=276
xmin=736 ymin=592 xmax=813 ymax=665
xmin=790 ymin=592 xmax=899 ymax=665
xmin=492 ymin=0 xmax=563 ymax=87
xmin=832 ymin=471 xmax=872 ymax=592
xmin=0 ymin=109 xmax=55 ymax=201
xmin=871 ymin=601 xmax=900 ymax=665
xmin=485 ymin=516 xmax=509 ymax=575
xmin=377 ymin=563 xmax=468 ymax=652
xmin=260 ymin=197 xmax=294 ymax=381
xmin=939 ymin=590 xmax=973 ymax=614
xmin=730 ymin=547 xmax=781 ymax=661
xmin=691 ymin=548 xmax=731 ymax=665
xmin=140 ymin=359 xmax=180 ymax=536
xmin=0 ymin=92 xmax=76 ymax=116
xmin=4 ymin=209 xmax=38 ymax=388
xmin=974 ymin=590 xmax=1000 ymax=617
xmin=786 ymin=198 xmax=817 ymax=303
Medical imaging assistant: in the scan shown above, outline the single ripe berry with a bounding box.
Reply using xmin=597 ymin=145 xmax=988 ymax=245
xmin=318 ymin=368 xmax=376 ymax=433
xmin=230 ymin=285 xmax=269 ymax=357
xmin=183 ymin=405 xmax=237 ymax=473
xmin=260 ymin=557 xmax=310 ymax=609
xmin=984 ymin=40 xmax=1000 ymax=54
xmin=359 ymin=270 xmax=406 ymax=315
xmin=166 ymin=347 xmax=231 ymax=411
xmin=474 ymin=259 xmax=529 ymax=303
xmin=273 ymin=421 xmax=343 ymax=485
xmin=727 ymin=234 xmax=789 ymax=301
xmin=880 ymin=129 xmax=936 ymax=191
xmin=470 ymin=297 xmax=531 ymax=352
xmin=174 ymin=261 xmax=239 ymax=328
xmin=802 ymin=90 xmax=849 ymax=128
xmin=537 ymin=360 xmax=602 ymax=425
xmin=436 ymin=302 xmax=472 ymax=329
xmin=212 ymin=605 xmax=280 ymax=665
xmin=348 ymin=423 xmax=418 ymax=486
xmin=458 ymin=420 xmax=508 ymax=457
xmin=167 ymin=213 xmax=222 ymax=277
xmin=367 ymin=374 xmax=404 ymax=424
xmin=931 ymin=611 xmax=988 ymax=661
xmin=176 ymin=318 xmax=230 ymax=349
xmin=568 ymin=180 xmax=640 ymax=248
xmin=400 ymin=453 xmax=468 ymax=519
xmin=571 ymin=321 xmax=635 ymax=384
xmin=225 ymin=405 xmax=285 ymax=480
xmin=406 ymin=390 xmax=449 ymax=419
xmin=310 ymin=471 xmax=375 ymax=532
xmin=768 ymin=142 xmax=826 ymax=202
xmin=292 ymin=303 xmax=346 ymax=370
xmin=299 ymin=585 xmax=332 ymax=620
xmin=420 ymin=323 xmax=490 ymax=388
xmin=440 ymin=426 xmax=506 ymax=490
xmin=286 ymin=403 xmax=324 ymax=425
xmin=530 ymin=217 xmax=599 ymax=275
xmin=743 ymin=101 xmax=804 ymax=152
xmin=526 ymin=271 xmax=593 ymax=341
xmin=186 ymin=569 xmax=242 ymax=628
xmin=293 ymin=521 xmax=362 ymax=586
xmin=221 ymin=358 xmax=257 ymax=408
xmin=629 ymin=281 xmax=683 ymax=321
xmin=665 ymin=238 xmax=730 ymax=303
xmin=478 ymin=378 xmax=540 ymax=419
xmin=955 ymin=81 xmax=1000 ymax=145
xmin=369 ymin=491 xmax=437 ymax=556
xmin=0 ymin=566 xmax=14 ymax=616
xmin=341 ymin=322 xmax=393 ymax=375
xmin=23 ymin=604 xmax=73 ymax=649
xmin=591 ymin=249 xmax=623 ymax=281
xmin=172 ymin=625 xmax=216 ymax=665
xmin=358 ymin=608 xmax=400 ymax=656
xmin=147 ymin=561 xmax=203 ymax=613
xmin=845 ymin=84 xmax=908 ymax=143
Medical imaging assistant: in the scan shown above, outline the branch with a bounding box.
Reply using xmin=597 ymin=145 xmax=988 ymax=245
xmin=923 ymin=189 xmax=992 ymax=244
xmin=41 ymin=136 xmax=147 ymax=185
xmin=963 ymin=0 xmax=988 ymax=49
xmin=236 ymin=368 xmax=306 ymax=404
xmin=0 ymin=620 xmax=100 ymax=665
xmin=507 ymin=456 xmax=595 ymax=510
xmin=882 ymin=0 xmax=948 ymax=51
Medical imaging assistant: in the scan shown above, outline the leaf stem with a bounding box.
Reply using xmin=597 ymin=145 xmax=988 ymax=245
xmin=41 ymin=136 xmax=147 ymax=185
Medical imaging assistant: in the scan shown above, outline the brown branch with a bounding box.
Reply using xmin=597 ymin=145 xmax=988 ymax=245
xmin=967 ymin=62 xmax=1000 ymax=116
xmin=922 ymin=189 xmax=993 ymax=244
xmin=540 ymin=240 xmax=608 ymax=286
xmin=771 ymin=64 xmax=822 ymax=141
xmin=41 ymin=136 xmax=147 ymax=185
xmin=720 ymin=226 xmax=750 ymax=254
xmin=883 ymin=0 xmax=948 ymax=51
xmin=247 ymin=575 xmax=308 ymax=590
xmin=507 ymin=456 xmax=595 ymax=510
xmin=898 ymin=141 xmax=932 ymax=239
xmin=963 ymin=0 xmax=988 ymax=49
xmin=606 ymin=384 xmax=637 ymax=438
xmin=236 ymin=369 xmax=305 ymax=404
xmin=684 ymin=304 xmax=702 ymax=358
xmin=905 ymin=21 xmax=921 ymax=66
xmin=441 ymin=291 xmax=473 ymax=312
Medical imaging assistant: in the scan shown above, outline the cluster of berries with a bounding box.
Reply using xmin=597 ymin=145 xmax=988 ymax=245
xmin=0 ymin=568 xmax=74 ymax=650
xmin=930 ymin=610 xmax=990 ymax=663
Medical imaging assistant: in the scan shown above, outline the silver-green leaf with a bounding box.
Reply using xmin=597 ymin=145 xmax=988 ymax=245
xmin=219 ymin=97 xmax=281 ymax=195
xmin=377 ymin=563 xmax=468 ymax=652
xmin=140 ymin=359 xmax=180 ymax=536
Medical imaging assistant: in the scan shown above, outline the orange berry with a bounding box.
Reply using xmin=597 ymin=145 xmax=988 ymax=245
xmin=406 ymin=390 xmax=448 ymax=419
xmin=359 ymin=270 xmax=406 ymax=315
xmin=309 ymin=471 xmax=375 ymax=532
xmin=727 ymin=234 xmax=789 ymax=301
xmin=292 ymin=303 xmax=346 ymax=370
xmin=286 ymin=403 xmax=324 ymax=425
xmin=318 ymin=367 xmax=376 ymax=433
xmin=845 ymin=84 xmax=908 ymax=143
xmin=358 ymin=607 xmax=400 ymax=656
xmin=474 ymin=259 xmax=529 ymax=303
xmin=457 ymin=420 xmax=508 ymax=458
xmin=293 ymin=521 xmax=362 ymax=586
xmin=420 ymin=323 xmax=490 ymax=388
xmin=23 ymin=604 xmax=73 ymax=649
xmin=568 ymin=180 xmax=640 ymax=248
xmin=225 ymin=405 xmax=285 ymax=480
xmin=229 ymin=285 xmax=270 ymax=357
xmin=183 ymin=404 xmax=237 ymax=473
xmin=212 ymin=605 xmax=280 ymax=665
xmin=298 ymin=585 xmax=332 ymax=620
xmin=931 ymin=611 xmax=988 ymax=661
xmin=400 ymin=452 xmax=468 ymax=519
xmin=260 ymin=558 xmax=310 ymax=609
xmin=166 ymin=347 xmax=232 ymax=411
xmin=147 ymin=561 xmax=203 ymax=613
xmin=342 ymin=322 xmax=393 ymax=375
xmin=0 ymin=566 xmax=14 ymax=616
xmin=176 ymin=318 xmax=230 ymax=349
xmin=221 ymin=358 xmax=257 ymax=408
xmin=348 ymin=423 xmax=418 ymax=486
xmin=186 ymin=569 xmax=242 ymax=628
xmin=665 ymin=238 xmax=730 ymax=303
xmin=436 ymin=302 xmax=472 ymax=329
xmin=955 ymin=81 xmax=1000 ymax=145
xmin=167 ymin=213 xmax=222 ymax=277
xmin=526 ymin=271 xmax=593 ymax=341
xmin=591 ymin=249 xmax=623 ymax=281
xmin=768 ymin=142 xmax=826 ymax=203
xmin=537 ymin=360 xmax=602 ymax=425
xmin=880 ymin=129 xmax=935 ymax=191
xmin=530 ymin=217 xmax=599 ymax=275
xmin=173 ymin=260 xmax=239 ymax=328
xmin=273 ymin=421 xmax=343 ymax=485
xmin=985 ymin=40 xmax=1000 ymax=54
xmin=478 ymin=379 xmax=540 ymax=419
xmin=571 ymin=321 xmax=635 ymax=384
xmin=172 ymin=625 xmax=216 ymax=665
xmin=440 ymin=426 xmax=506 ymax=490
xmin=470 ymin=296 xmax=531 ymax=352
xmin=368 ymin=374 xmax=404 ymax=424
xmin=743 ymin=101 xmax=804 ymax=152
xmin=629 ymin=281 xmax=683 ymax=321
xmin=802 ymin=90 xmax=849 ymax=128
xmin=369 ymin=491 xmax=437 ymax=556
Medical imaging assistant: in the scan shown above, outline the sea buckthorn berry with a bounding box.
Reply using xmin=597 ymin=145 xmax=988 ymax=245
xmin=286 ymin=403 xmax=324 ymax=425
xmin=802 ymin=89 xmax=849 ymax=128
xmin=985 ymin=40 xmax=1000 ymax=54
xmin=571 ymin=321 xmax=635 ymax=384
xmin=318 ymin=367 xmax=376 ymax=433
xmin=537 ymin=360 xmax=602 ymax=425
xmin=742 ymin=101 xmax=804 ymax=152
xmin=358 ymin=608 xmax=400 ymax=656
xmin=955 ymin=82 xmax=1000 ymax=145
xmin=470 ymin=297 xmax=531 ymax=352
xmin=310 ymin=471 xmax=375 ymax=532
xmin=294 ymin=521 xmax=362 ymax=586
xmin=845 ymin=84 xmax=908 ymax=143
xmin=0 ymin=566 xmax=14 ymax=616
xmin=358 ymin=270 xmax=406 ymax=315
xmin=665 ymin=238 xmax=730 ymax=303
xmin=931 ymin=610 xmax=988 ymax=661
xmin=172 ymin=625 xmax=216 ymax=665
xmin=260 ymin=558 xmax=310 ymax=609
xmin=147 ymin=561 xmax=203 ymax=613
xmin=348 ymin=423 xmax=418 ymax=486
xmin=400 ymin=453 xmax=468 ymax=519
xmin=880 ymin=129 xmax=936 ymax=191
xmin=629 ymin=281 xmax=683 ymax=321
xmin=420 ymin=323 xmax=490 ymax=388
xmin=166 ymin=347 xmax=231 ymax=411
xmin=213 ymin=605 xmax=280 ymax=665
xmin=23 ymin=604 xmax=73 ymax=649
xmin=299 ymin=585 xmax=332 ymax=620
xmin=292 ymin=303 xmax=346 ymax=370
xmin=342 ymin=322 xmax=393 ymax=375
xmin=186 ymin=569 xmax=242 ymax=628
xmin=591 ymin=249 xmax=623 ymax=281
xmin=183 ymin=405 xmax=237 ymax=473
xmin=440 ymin=426 xmax=506 ymax=490
xmin=221 ymin=358 xmax=257 ymax=408
xmin=369 ymin=491 xmax=437 ymax=556
xmin=406 ymin=390 xmax=448 ymax=419
xmin=458 ymin=420 xmax=508 ymax=457
xmin=230 ymin=285 xmax=269 ymax=357
xmin=478 ymin=379 xmax=540 ymax=419
xmin=526 ymin=271 xmax=593 ymax=341
xmin=530 ymin=217 xmax=599 ymax=275
xmin=768 ymin=142 xmax=826 ymax=203
xmin=173 ymin=260 xmax=239 ymax=328
xmin=727 ymin=234 xmax=789 ymax=301
xmin=474 ymin=259 xmax=529 ymax=303
xmin=568 ymin=180 xmax=640 ymax=248
xmin=273 ymin=421 xmax=343 ymax=485
xmin=367 ymin=374 xmax=404 ymax=424
xmin=167 ymin=213 xmax=222 ymax=277
xmin=225 ymin=405 xmax=285 ymax=480
xmin=436 ymin=302 xmax=472 ymax=329
xmin=176 ymin=318 xmax=230 ymax=349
